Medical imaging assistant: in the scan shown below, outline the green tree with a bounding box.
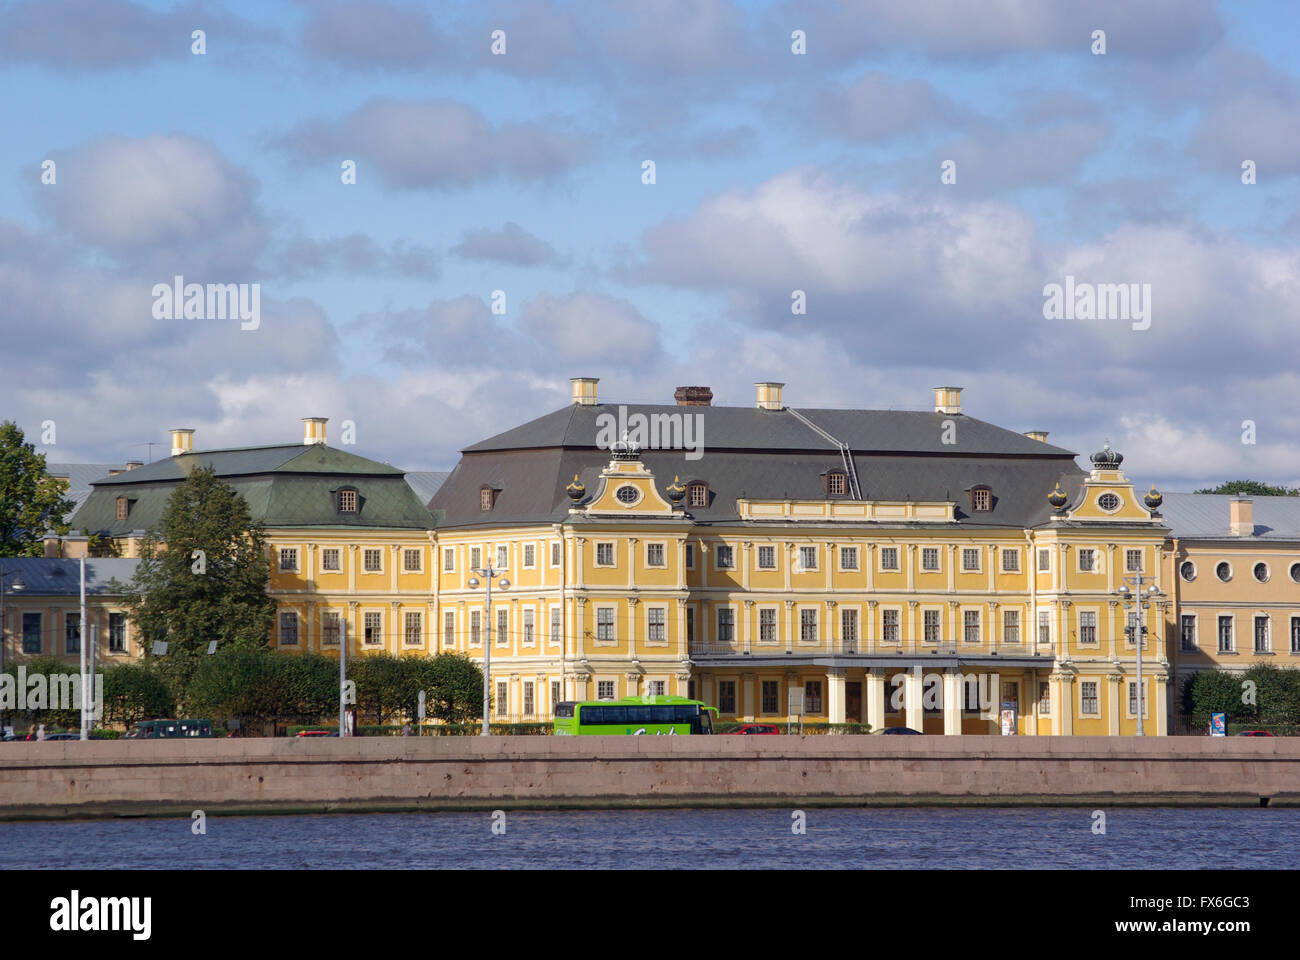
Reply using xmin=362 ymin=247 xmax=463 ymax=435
xmin=0 ymin=421 xmax=74 ymax=556
xmin=1194 ymin=480 xmax=1300 ymax=496
xmin=101 ymin=663 xmax=174 ymax=725
xmin=122 ymin=467 xmax=275 ymax=707
xmin=350 ymin=653 xmax=411 ymax=725
xmin=426 ymin=652 xmax=484 ymax=723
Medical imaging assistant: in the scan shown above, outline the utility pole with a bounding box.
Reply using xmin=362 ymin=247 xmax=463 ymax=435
xmin=468 ymin=564 xmax=509 ymax=735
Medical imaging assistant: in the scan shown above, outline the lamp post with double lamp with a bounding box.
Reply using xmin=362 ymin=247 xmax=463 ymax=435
xmin=467 ymin=564 xmax=509 ymax=736
xmin=0 ymin=562 xmax=27 ymax=735
xmin=1115 ymin=574 xmax=1162 ymax=736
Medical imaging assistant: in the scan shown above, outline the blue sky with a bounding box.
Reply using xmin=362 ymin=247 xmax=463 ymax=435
xmin=2 ymin=0 xmax=1300 ymax=491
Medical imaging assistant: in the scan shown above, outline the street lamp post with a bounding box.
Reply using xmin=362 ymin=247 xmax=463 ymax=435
xmin=467 ymin=564 xmax=509 ymax=736
xmin=0 ymin=563 xmax=27 ymax=734
xmin=1116 ymin=574 xmax=1162 ymax=736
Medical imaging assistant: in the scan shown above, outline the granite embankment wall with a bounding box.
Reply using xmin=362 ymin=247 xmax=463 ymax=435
xmin=2 ymin=736 xmax=1299 ymax=819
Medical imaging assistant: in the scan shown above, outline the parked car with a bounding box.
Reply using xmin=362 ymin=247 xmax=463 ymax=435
xmin=44 ymin=733 xmax=82 ymax=741
xmin=726 ymin=723 xmax=781 ymax=735
xmin=1234 ymin=730 xmax=1275 ymax=737
xmin=876 ymin=727 xmax=923 ymax=735
xmin=296 ymin=730 xmax=339 ymax=737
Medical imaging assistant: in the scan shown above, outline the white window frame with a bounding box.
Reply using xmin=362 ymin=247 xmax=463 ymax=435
xmin=443 ymin=610 xmax=456 ymax=648
xmin=1126 ymin=680 xmax=1149 ymax=720
xmin=757 ymin=545 xmax=776 ymax=570
xmin=550 ymin=541 xmax=562 ymax=567
xmin=495 ymin=545 xmax=509 ymax=570
xmin=1254 ymin=614 xmax=1271 ymax=653
xmin=1076 ymin=548 xmax=1097 ymax=574
xmin=320 ymin=547 xmax=342 ymax=573
xmin=839 ymin=546 xmax=858 ymax=571
xmin=522 ymin=543 xmax=536 ymax=569
xmin=1078 ymin=608 xmax=1099 ymax=647
xmin=597 ymin=679 xmax=616 ymax=701
xmin=1217 ymin=613 xmax=1234 ymax=653
xmin=881 ymin=607 xmax=901 ymax=644
xmin=550 ymin=607 xmax=562 ymax=647
xmin=1002 ymin=608 xmax=1020 ymax=645
xmin=1180 ymin=613 xmax=1198 ymax=652
xmin=961 ymin=548 xmax=980 ymax=573
xmin=962 ymin=608 xmax=981 ymax=644
xmin=922 ymin=607 xmax=942 ymax=645
xmin=714 ymin=543 xmax=736 ymax=571
xmin=1125 ymin=549 xmax=1143 ymax=573
xmin=279 ymin=611 xmax=299 ymax=645
xmin=646 ymin=605 xmax=668 ymax=645
xmin=879 ymin=546 xmax=899 ymax=571
xmin=595 ymin=605 xmax=617 ymax=645
xmin=1000 ymin=548 xmax=1020 ymax=573
xmin=404 ymin=610 xmax=423 ymax=647
xmin=757 ymin=606 xmax=778 ymax=645
xmin=522 ymin=607 xmax=535 ymax=647
xmin=1037 ymin=548 xmax=1051 ymax=572
xmin=279 ymin=547 xmax=299 ymax=573
xmin=496 ymin=607 xmax=509 ymax=647
xmin=362 ymin=547 xmax=383 ymax=574
xmin=645 ymin=541 xmax=667 ymax=568
xmin=469 ymin=609 xmax=482 ymax=647
xmin=363 ymin=609 xmax=384 ymax=646
xmin=443 ymin=547 xmax=455 ymax=572
xmin=716 ymin=605 xmax=737 ymax=644
xmin=1079 ymin=680 xmax=1101 ymax=717
xmin=798 ymin=607 xmax=819 ymax=645
xmin=402 ymin=548 xmax=422 ymax=573
xmin=1038 ymin=608 xmax=1052 ymax=645
xmin=921 ymin=546 xmax=940 ymax=572
xmin=595 ymin=541 xmax=616 ymax=567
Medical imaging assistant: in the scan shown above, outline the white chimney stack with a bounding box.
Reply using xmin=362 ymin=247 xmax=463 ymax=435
xmin=170 ymin=428 xmax=195 ymax=457
xmin=933 ymin=386 xmax=963 ymax=415
xmin=1230 ymin=497 xmax=1254 ymax=537
xmin=571 ymin=377 xmax=599 ymax=406
xmin=755 ymin=382 xmax=785 ymax=410
xmin=302 ymin=417 xmax=328 ymax=445
xmin=1024 ymin=430 xmax=1049 ymax=443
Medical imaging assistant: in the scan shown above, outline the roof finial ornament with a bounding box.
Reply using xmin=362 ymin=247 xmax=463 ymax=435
xmin=610 ymin=429 xmax=641 ymax=462
xmin=565 ymin=473 xmax=586 ymax=502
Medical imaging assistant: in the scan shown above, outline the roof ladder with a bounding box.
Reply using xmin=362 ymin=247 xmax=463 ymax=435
xmin=787 ymin=408 xmax=862 ymax=500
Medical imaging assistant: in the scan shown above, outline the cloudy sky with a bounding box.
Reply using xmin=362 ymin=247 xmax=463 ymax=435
xmin=3 ymin=0 xmax=1299 ymax=491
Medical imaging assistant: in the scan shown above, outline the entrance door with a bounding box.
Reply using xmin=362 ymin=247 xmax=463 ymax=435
xmin=845 ymin=682 xmax=862 ymax=724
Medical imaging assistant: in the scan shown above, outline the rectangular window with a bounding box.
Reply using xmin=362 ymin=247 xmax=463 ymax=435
xmin=1038 ymin=609 xmax=1051 ymax=644
xmin=1126 ymin=549 xmax=1142 ymax=572
xmin=841 ymin=608 xmax=858 ymax=644
xmin=469 ymin=547 xmax=481 ymax=571
xmin=962 ymin=548 xmax=980 ymax=572
xmin=1128 ymin=681 xmax=1139 ymax=716
xmin=523 ymin=609 xmax=535 ymax=646
xmin=685 ymin=544 xmax=695 ymax=568
xmin=921 ymin=547 xmax=939 ymax=571
xmin=799 ymin=608 xmax=818 ymax=642
xmin=805 ymin=681 xmax=823 ymax=714
xmin=364 ymin=611 xmax=382 ymax=645
xmin=1038 ymin=682 xmax=1050 ymax=713
xmin=1255 ymin=616 xmax=1270 ymax=653
xmin=403 ymin=548 xmax=421 ymax=572
xmin=279 ymin=548 xmax=298 ymax=572
xmin=648 ymin=608 xmax=665 ymax=643
xmin=762 ymin=680 xmax=779 ymax=714
xmin=880 ymin=547 xmax=899 ymax=571
xmin=496 ymin=681 xmax=508 ymax=718
xmin=322 ymin=611 xmax=341 ymax=646
xmin=963 ymin=610 xmax=981 ymax=644
xmin=840 ymin=546 xmax=858 ymax=570
xmin=523 ymin=681 xmax=535 ymax=718
xmin=470 ymin=611 xmax=482 ymax=647
xmin=1003 ymin=609 xmax=1020 ymax=645
xmin=827 ymin=473 xmax=846 ymax=496
xmin=1126 ymin=611 xmax=1139 ymax=647
xmin=496 ymin=545 xmax=508 ymax=570
xmin=597 ymin=608 xmax=615 ymax=642
xmin=718 ymin=680 xmax=737 ymax=714
xmin=65 ymin=612 xmax=81 ymax=654
xmin=443 ymin=611 xmax=455 ymax=647
xmin=443 ymin=547 xmax=455 ymax=572
xmin=321 ymin=548 xmax=341 ymax=572
xmin=924 ymin=609 xmax=940 ymax=644
xmin=523 ymin=544 xmax=536 ymax=568
xmin=649 ymin=680 xmax=665 ymax=696
xmin=1078 ymin=549 xmax=1095 ymax=572
xmin=497 ymin=608 xmax=509 ymax=646
xmin=717 ymin=608 xmax=735 ymax=643
xmin=646 ymin=543 xmax=665 ymax=567
xmin=404 ymin=611 xmax=422 ymax=646
xmin=882 ymin=609 xmax=900 ymax=643
xmin=686 ymin=607 xmax=695 ymax=644
xmin=339 ymin=489 xmax=358 ymax=512
xmin=1292 ymin=617 xmax=1300 ymax=654
xmin=109 ymin=612 xmax=127 ymax=652
xmin=1080 ymin=681 xmax=1099 ymax=715
xmin=1181 ymin=615 xmax=1197 ymax=651
xmin=550 ymin=607 xmax=561 ymax=646
xmin=1001 ymin=549 xmax=1019 ymax=572
xmin=597 ymin=680 xmax=615 ymax=700
xmin=759 ymin=608 xmax=776 ymax=643
xmin=716 ymin=544 xmax=735 ymax=569
xmin=757 ymin=545 xmax=776 ymax=569
xmin=363 ymin=548 xmax=381 ymax=572
xmin=1038 ymin=548 xmax=1051 ymax=572
xmin=799 ymin=546 xmax=817 ymax=571
xmin=551 ymin=541 xmax=561 ymax=566
xmin=1079 ymin=610 xmax=1097 ymax=646
xmin=596 ymin=542 xmax=615 ymax=566
xmin=21 ymin=613 xmax=41 ymax=650
xmin=279 ymin=611 xmax=299 ymax=645
xmin=689 ymin=484 xmax=707 ymax=507
xmin=551 ymin=681 xmax=562 ymax=711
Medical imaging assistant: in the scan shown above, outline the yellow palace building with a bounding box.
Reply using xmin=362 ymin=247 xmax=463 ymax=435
xmin=427 ymin=379 xmax=1172 ymax=734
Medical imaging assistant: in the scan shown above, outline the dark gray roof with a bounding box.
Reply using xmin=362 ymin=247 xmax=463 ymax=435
xmin=90 ymin=444 xmax=403 ymax=485
xmin=48 ymin=463 xmax=129 ymax=490
xmin=0 ymin=558 xmax=139 ymax=595
xmin=465 ymin=403 xmax=1078 ymax=457
xmin=1160 ymin=493 xmax=1300 ymax=540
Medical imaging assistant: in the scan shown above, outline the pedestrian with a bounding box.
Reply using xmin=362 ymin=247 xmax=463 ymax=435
xmin=401 ymin=721 xmax=413 ymax=737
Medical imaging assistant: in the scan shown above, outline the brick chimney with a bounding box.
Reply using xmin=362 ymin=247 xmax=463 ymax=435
xmin=571 ymin=377 xmax=599 ymax=406
xmin=755 ymin=382 xmax=784 ymax=410
xmin=1230 ymin=497 xmax=1254 ymax=537
xmin=674 ymin=386 xmax=713 ymax=406
xmin=933 ymin=386 xmax=963 ymax=415
xmin=170 ymin=428 xmax=195 ymax=456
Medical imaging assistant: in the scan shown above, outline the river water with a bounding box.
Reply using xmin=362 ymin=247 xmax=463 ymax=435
xmin=2 ymin=807 xmax=1296 ymax=869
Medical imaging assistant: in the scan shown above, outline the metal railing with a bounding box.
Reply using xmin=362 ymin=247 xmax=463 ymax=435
xmin=688 ymin=638 xmax=1047 ymax=657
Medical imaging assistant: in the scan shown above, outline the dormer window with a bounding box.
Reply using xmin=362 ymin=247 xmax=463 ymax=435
xmin=116 ymin=497 xmax=129 ymax=521
xmin=480 ymin=485 xmax=500 ymax=512
xmin=971 ymin=486 xmax=992 ymax=512
xmin=825 ymin=471 xmax=847 ymax=497
xmin=338 ymin=488 xmax=359 ymax=513
xmin=687 ymin=482 xmax=708 ymax=508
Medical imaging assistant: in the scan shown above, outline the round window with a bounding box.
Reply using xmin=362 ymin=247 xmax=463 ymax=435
xmin=614 ymin=485 xmax=640 ymax=505
xmin=1292 ymin=562 xmax=1300 ymax=583
xmin=1216 ymin=561 xmax=1232 ymax=583
xmin=1097 ymin=492 xmax=1121 ymax=512
xmin=1179 ymin=561 xmax=1196 ymax=582
xmin=1254 ymin=562 xmax=1269 ymax=583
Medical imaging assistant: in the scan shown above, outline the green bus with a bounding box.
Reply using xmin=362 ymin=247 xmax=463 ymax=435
xmin=553 ymin=695 xmax=717 ymax=735
xmin=123 ymin=718 xmax=215 ymax=739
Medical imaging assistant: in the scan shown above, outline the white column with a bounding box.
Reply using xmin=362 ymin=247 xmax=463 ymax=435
xmin=827 ymin=667 xmax=846 ymax=724
xmin=943 ymin=668 xmax=962 ymax=735
xmin=905 ymin=667 xmax=923 ymax=731
xmin=867 ymin=670 xmax=886 ymax=732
